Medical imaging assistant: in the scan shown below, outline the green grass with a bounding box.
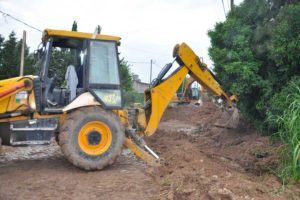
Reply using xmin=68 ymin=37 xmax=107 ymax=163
xmin=272 ymin=83 xmax=300 ymax=183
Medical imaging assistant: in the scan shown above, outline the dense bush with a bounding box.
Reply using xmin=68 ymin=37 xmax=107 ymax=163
xmin=209 ymin=0 xmax=300 ymax=183
xmin=208 ymin=0 xmax=300 ymax=131
xmin=267 ymin=77 xmax=300 ymax=129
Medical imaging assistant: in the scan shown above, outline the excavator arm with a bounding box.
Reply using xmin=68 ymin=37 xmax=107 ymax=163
xmin=142 ymin=43 xmax=236 ymax=136
xmin=124 ymin=43 xmax=237 ymax=165
xmin=175 ymin=43 xmax=237 ymax=104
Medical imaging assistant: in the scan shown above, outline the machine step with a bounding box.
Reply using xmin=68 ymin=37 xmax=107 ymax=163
xmin=9 ymin=118 xmax=58 ymax=146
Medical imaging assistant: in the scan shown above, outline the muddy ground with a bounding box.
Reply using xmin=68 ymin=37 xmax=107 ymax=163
xmin=0 ymin=102 xmax=299 ymax=200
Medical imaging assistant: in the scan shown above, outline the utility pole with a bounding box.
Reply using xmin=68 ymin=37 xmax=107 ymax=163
xmin=150 ymin=59 xmax=153 ymax=84
xmin=20 ymin=30 xmax=26 ymax=76
xmin=230 ymin=0 xmax=234 ymax=11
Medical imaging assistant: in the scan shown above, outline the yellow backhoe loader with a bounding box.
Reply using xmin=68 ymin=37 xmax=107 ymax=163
xmin=172 ymin=76 xmax=201 ymax=105
xmin=0 ymin=29 xmax=237 ymax=170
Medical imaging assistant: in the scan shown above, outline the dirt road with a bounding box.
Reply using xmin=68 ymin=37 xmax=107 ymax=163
xmin=0 ymin=102 xmax=299 ymax=200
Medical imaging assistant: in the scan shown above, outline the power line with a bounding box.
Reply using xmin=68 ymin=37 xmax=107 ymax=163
xmin=0 ymin=10 xmax=42 ymax=32
xmin=127 ymin=60 xmax=163 ymax=69
xmin=127 ymin=61 xmax=149 ymax=64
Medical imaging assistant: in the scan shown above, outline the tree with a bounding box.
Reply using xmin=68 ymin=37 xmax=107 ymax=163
xmin=72 ymin=21 xmax=78 ymax=31
xmin=96 ymin=25 xmax=102 ymax=34
xmin=0 ymin=31 xmax=35 ymax=80
xmin=208 ymin=0 xmax=300 ymax=131
xmin=0 ymin=31 xmax=19 ymax=78
xmin=119 ymin=58 xmax=133 ymax=92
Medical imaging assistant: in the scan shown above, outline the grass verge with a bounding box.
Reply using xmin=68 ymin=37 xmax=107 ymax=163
xmin=271 ymin=83 xmax=300 ymax=183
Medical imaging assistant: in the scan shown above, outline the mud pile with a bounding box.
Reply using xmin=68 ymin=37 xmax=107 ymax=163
xmin=147 ymin=102 xmax=298 ymax=199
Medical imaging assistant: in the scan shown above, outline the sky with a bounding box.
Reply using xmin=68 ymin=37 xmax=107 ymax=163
xmin=0 ymin=0 xmax=243 ymax=83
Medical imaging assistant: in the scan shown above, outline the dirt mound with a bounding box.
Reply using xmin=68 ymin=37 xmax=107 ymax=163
xmin=162 ymin=102 xmax=281 ymax=174
xmin=162 ymin=103 xmax=221 ymax=126
xmin=146 ymin=102 xmax=299 ymax=199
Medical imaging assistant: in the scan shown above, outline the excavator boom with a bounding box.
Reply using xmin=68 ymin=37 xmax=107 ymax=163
xmin=174 ymin=43 xmax=236 ymax=105
xmin=143 ymin=43 xmax=236 ymax=136
xmin=125 ymin=43 xmax=238 ymax=165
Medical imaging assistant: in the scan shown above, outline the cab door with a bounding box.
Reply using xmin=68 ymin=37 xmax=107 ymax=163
xmin=86 ymin=40 xmax=122 ymax=109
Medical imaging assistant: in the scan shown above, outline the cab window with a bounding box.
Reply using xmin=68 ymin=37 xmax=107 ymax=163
xmin=89 ymin=41 xmax=120 ymax=85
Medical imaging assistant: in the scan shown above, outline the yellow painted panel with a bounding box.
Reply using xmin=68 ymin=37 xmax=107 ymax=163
xmin=113 ymin=109 xmax=129 ymax=126
xmin=178 ymin=43 xmax=225 ymax=97
xmin=144 ymin=67 xmax=189 ymax=136
xmin=0 ymin=76 xmax=35 ymax=114
xmin=43 ymin=29 xmax=121 ymax=43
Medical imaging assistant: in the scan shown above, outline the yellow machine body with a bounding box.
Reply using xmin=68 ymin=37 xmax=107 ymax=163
xmin=42 ymin=29 xmax=121 ymax=44
xmin=0 ymin=29 xmax=237 ymax=170
xmin=0 ymin=76 xmax=35 ymax=114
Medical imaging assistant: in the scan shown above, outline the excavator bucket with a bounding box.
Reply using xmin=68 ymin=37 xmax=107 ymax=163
xmin=214 ymin=107 xmax=239 ymax=129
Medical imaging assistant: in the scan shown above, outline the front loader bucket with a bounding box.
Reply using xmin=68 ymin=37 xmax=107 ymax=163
xmin=214 ymin=107 xmax=239 ymax=129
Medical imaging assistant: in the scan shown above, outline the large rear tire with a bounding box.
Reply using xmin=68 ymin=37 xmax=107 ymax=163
xmin=59 ymin=106 xmax=124 ymax=170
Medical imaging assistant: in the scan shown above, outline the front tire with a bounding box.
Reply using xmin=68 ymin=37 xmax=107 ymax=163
xmin=59 ymin=106 xmax=124 ymax=170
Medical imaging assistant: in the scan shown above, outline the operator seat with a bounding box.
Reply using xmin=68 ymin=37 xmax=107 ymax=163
xmin=65 ymin=65 xmax=78 ymax=102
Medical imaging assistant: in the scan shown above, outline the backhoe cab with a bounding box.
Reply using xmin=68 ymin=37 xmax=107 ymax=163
xmin=0 ymin=29 xmax=237 ymax=170
xmin=38 ymin=29 xmax=123 ymax=111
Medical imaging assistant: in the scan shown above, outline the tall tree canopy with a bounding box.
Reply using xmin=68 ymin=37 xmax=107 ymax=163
xmin=71 ymin=21 xmax=78 ymax=31
xmin=0 ymin=31 xmax=35 ymax=80
xmin=119 ymin=58 xmax=133 ymax=92
xmin=208 ymin=0 xmax=300 ymax=131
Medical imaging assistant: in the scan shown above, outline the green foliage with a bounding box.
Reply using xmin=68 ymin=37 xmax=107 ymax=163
xmin=208 ymin=0 xmax=300 ymax=131
xmin=209 ymin=0 xmax=300 ymax=183
xmin=48 ymin=47 xmax=73 ymax=86
xmin=268 ymin=78 xmax=300 ymax=120
xmin=119 ymin=58 xmax=133 ymax=92
xmin=270 ymin=83 xmax=300 ymax=183
xmin=96 ymin=25 xmax=102 ymax=34
xmin=72 ymin=21 xmax=78 ymax=31
xmin=0 ymin=31 xmax=36 ymax=80
xmin=269 ymin=4 xmax=300 ymax=86
xmin=119 ymin=59 xmax=140 ymax=106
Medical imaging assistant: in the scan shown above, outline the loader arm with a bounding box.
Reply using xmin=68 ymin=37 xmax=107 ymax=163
xmin=142 ymin=43 xmax=236 ymax=136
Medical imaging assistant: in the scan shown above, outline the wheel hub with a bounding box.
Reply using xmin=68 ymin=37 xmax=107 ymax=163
xmin=78 ymin=121 xmax=112 ymax=156
xmin=87 ymin=131 xmax=102 ymax=145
